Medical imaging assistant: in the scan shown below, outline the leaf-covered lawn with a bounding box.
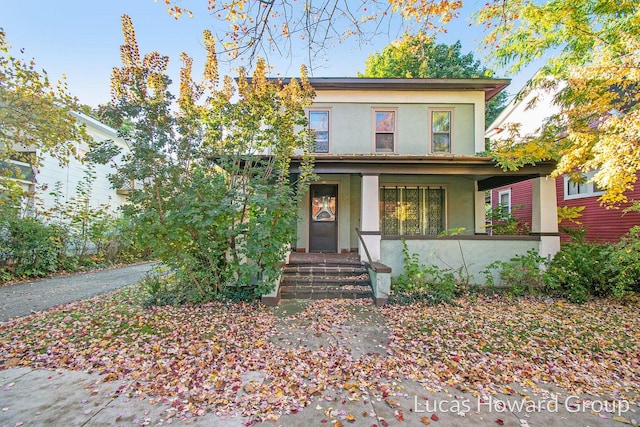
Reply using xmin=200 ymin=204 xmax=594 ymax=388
xmin=0 ymin=286 xmax=638 ymax=424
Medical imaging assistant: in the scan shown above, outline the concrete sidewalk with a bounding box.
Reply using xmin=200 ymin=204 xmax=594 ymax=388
xmin=2 ymin=366 xmax=636 ymax=427
xmin=0 ymin=263 xmax=156 ymax=322
xmin=1 ymin=299 xmax=636 ymax=426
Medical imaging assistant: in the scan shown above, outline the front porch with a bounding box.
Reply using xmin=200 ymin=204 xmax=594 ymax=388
xmin=278 ymin=155 xmax=561 ymax=306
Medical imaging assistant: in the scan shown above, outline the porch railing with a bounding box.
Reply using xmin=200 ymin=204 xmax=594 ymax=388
xmin=355 ymin=227 xmax=374 ymax=265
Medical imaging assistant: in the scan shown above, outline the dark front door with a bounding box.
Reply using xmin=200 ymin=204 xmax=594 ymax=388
xmin=309 ymin=184 xmax=338 ymax=252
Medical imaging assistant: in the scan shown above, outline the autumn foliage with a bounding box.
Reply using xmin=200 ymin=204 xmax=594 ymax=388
xmin=97 ymin=15 xmax=315 ymax=302
xmin=480 ymin=0 xmax=640 ymax=205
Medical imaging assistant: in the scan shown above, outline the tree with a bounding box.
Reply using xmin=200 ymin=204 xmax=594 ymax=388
xmin=360 ymin=32 xmax=508 ymax=126
xmin=0 ymin=28 xmax=89 ymax=210
xmin=478 ymin=0 xmax=640 ymax=205
xmin=158 ymin=0 xmax=464 ymax=73
xmin=93 ymin=15 xmax=315 ymax=302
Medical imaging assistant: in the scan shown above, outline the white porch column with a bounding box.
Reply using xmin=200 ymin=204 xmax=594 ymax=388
xmin=531 ymin=176 xmax=561 ymax=260
xmin=360 ymin=174 xmax=381 ymax=262
xmin=475 ymin=183 xmax=487 ymax=234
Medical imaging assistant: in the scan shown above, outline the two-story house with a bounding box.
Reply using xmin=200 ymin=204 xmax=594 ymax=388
xmin=275 ymin=78 xmax=560 ymax=303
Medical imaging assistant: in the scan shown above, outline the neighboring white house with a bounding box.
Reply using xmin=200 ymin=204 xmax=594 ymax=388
xmin=33 ymin=111 xmax=129 ymax=216
xmin=2 ymin=111 xmax=130 ymax=217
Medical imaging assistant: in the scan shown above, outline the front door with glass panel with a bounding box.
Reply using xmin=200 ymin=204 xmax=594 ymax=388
xmin=309 ymin=184 xmax=338 ymax=252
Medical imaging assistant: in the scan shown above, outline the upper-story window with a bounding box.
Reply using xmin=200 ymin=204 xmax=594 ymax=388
xmin=564 ymin=170 xmax=604 ymax=199
xmin=374 ymin=109 xmax=396 ymax=153
xmin=308 ymin=109 xmax=330 ymax=153
xmin=431 ymin=110 xmax=452 ymax=153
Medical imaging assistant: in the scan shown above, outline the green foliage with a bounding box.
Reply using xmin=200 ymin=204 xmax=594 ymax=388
xmin=0 ymin=214 xmax=63 ymax=278
xmin=104 ymin=17 xmax=315 ymax=304
xmin=360 ymin=32 xmax=508 ymax=126
xmin=486 ymin=204 xmax=530 ymax=235
xmin=609 ymin=226 xmax=640 ymax=295
xmin=544 ymin=243 xmax=612 ymax=303
xmin=483 ymin=250 xmax=546 ymax=297
xmin=0 ymin=164 xmax=145 ymax=282
xmin=141 ymin=268 xmax=181 ymax=307
xmin=390 ymin=239 xmax=459 ymax=305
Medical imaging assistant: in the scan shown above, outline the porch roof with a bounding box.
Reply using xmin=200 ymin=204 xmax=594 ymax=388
xmin=290 ymin=154 xmax=556 ymax=191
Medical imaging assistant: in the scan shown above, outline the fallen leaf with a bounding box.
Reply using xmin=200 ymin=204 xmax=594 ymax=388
xmin=613 ymin=415 xmax=631 ymax=424
xmin=384 ymin=397 xmax=399 ymax=408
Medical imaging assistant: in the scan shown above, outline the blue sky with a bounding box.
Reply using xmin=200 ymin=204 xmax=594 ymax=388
xmin=2 ymin=0 xmax=539 ymax=108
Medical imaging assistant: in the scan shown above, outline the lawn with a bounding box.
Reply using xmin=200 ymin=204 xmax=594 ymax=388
xmin=0 ymin=285 xmax=638 ymax=423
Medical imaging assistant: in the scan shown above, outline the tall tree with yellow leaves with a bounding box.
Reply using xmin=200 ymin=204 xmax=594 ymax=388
xmin=0 ymin=28 xmax=89 ymax=210
xmin=479 ymin=0 xmax=640 ymax=205
xmin=92 ymin=15 xmax=315 ymax=302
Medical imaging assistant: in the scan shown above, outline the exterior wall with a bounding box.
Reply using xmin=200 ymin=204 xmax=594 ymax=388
xmin=349 ymin=175 xmax=361 ymax=251
xmin=312 ymin=89 xmax=485 ymax=156
xmin=555 ymin=175 xmax=640 ymax=243
xmin=491 ymin=180 xmax=534 ymax=230
xmin=381 ymin=236 xmax=540 ymax=285
xmin=492 ymin=176 xmax=640 ymax=243
xmin=33 ymin=112 xmax=129 ymax=216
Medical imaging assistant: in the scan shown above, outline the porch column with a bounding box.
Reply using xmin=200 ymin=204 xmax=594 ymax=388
xmin=360 ymin=174 xmax=381 ymax=262
xmin=531 ymin=176 xmax=561 ymax=260
xmin=474 ymin=183 xmax=487 ymax=234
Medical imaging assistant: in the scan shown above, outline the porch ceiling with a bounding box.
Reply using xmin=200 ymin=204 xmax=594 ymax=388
xmin=290 ymin=155 xmax=555 ymax=190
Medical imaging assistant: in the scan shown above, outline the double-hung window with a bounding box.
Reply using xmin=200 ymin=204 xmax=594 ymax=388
xmin=308 ymin=110 xmax=330 ymax=153
xmin=431 ymin=110 xmax=452 ymax=153
xmin=374 ymin=109 xmax=396 ymax=153
xmin=564 ymin=170 xmax=604 ymax=199
xmin=380 ymin=186 xmax=446 ymax=235
xmin=498 ymin=189 xmax=511 ymax=214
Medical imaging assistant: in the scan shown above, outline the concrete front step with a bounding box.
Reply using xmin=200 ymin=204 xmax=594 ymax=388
xmin=281 ymin=277 xmax=371 ymax=287
xmin=284 ymin=265 xmax=368 ymax=275
xmin=279 ymin=253 xmax=373 ymax=301
xmin=280 ymin=284 xmax=373 ymax=300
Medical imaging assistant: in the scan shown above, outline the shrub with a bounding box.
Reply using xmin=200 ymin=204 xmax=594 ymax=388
xmin=543 ymin=242 xmax=611 ymax=303
xmin=606 ymin=226 xmax=640 ymax=296
xmin=486 ymin=204 xmax=530 ymax=235
xmin=483 ymin=249 xmax=546 ymax=297
xmin=0 ymin=215 xmax=64 ymax=279
xmin=390 ymin=239 xmax=459 ymax=305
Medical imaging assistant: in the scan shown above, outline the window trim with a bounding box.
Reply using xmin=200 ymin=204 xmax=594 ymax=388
xmin=379 ymin=184 xmax=448 ymax=235
xmin=372 ymin=108 xmax=398 ymax=154
xmin=307 ymin=108 xmax=331 ymax=153
xmin=497 ymin=189 xmax=511 ymax=214
xmin=564 ymin=171 xmax=604 ymax=200
xmin=429 ymin=108 xmax=454 ymax=154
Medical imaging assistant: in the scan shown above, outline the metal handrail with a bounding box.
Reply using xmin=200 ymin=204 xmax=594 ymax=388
xmin=355 ymin=227 xmax=374 ymax=266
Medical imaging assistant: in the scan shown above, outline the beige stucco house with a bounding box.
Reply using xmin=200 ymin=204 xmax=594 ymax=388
xmin=286 ymin=78 xmax=560 ymax=295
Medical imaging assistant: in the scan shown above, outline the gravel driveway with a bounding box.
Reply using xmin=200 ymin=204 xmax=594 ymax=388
xmin=0 ymin=262 xmax=156 ymax=322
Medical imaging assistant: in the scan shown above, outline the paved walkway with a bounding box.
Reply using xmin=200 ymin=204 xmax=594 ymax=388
xmin=0 ymin=262 xmax=156 ymax=322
